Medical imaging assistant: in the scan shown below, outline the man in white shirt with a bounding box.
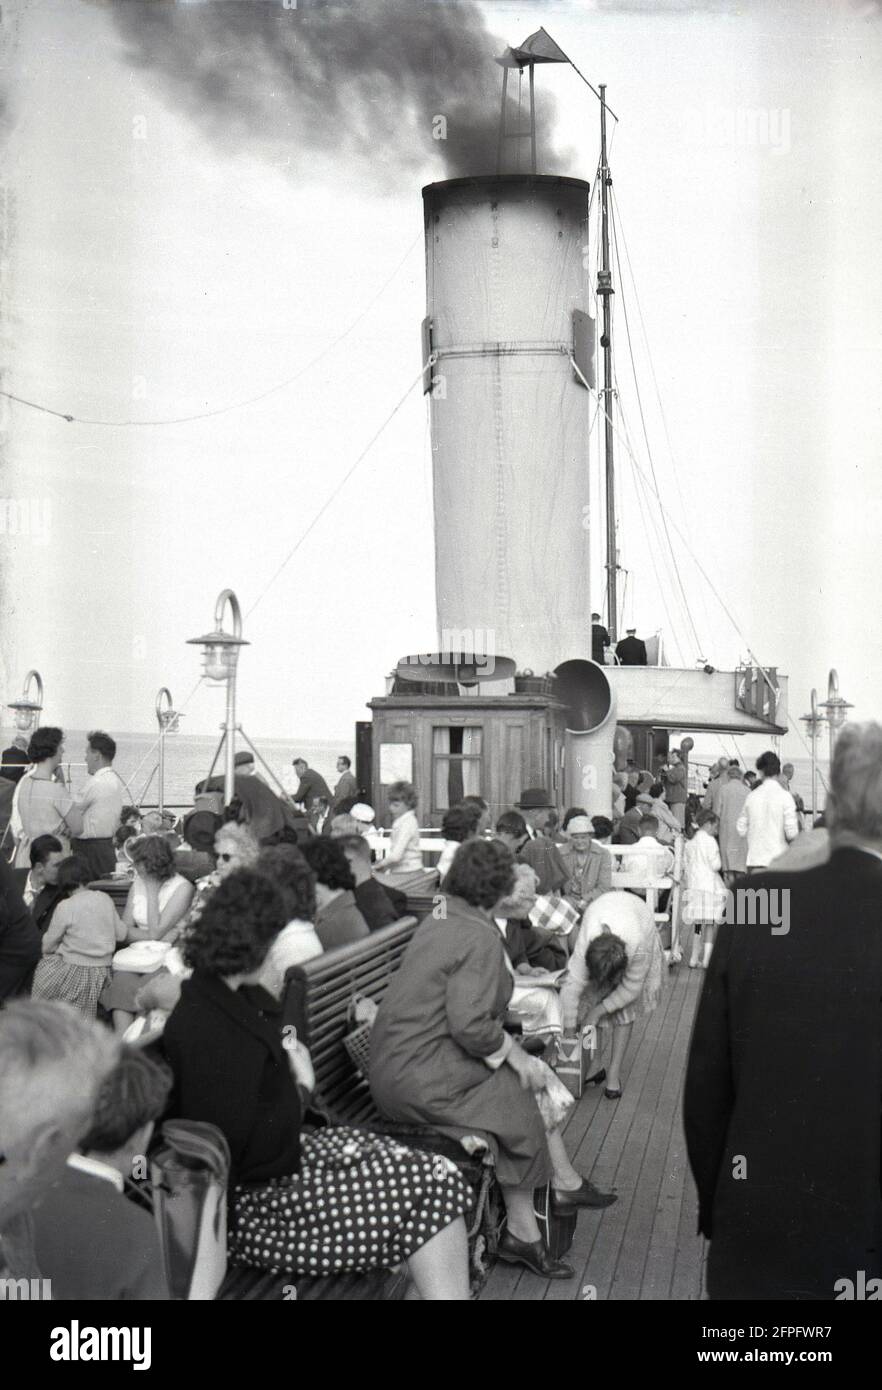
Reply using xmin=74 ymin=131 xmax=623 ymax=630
xmin=71 ymin=731 xmax=124 ymax=880
xmin=735 ymin=750 xmax=799 ymax=871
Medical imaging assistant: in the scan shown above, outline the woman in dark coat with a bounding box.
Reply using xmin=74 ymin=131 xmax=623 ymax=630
xmin=370 ymin=840 xmax=616 ymax=1281
xmin=161 ymin=869 xmax=471 ymax=1299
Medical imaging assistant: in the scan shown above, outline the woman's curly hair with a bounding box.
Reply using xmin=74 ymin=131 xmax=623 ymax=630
xmin=128 ymin=833 xmax=176 ymax=882
xmin=442 ymin=838 xmax=515 ymax=909
xmin=256 ymin=845 xmax=316 ymax=922
xmin=183 ymin=868 xmax=287 ymax=975
xmin=27 ymin=726 xmax=64 ymax=764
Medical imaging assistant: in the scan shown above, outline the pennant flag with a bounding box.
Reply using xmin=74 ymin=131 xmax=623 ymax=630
xmin=510 ymin=28 xmax=571 ymax=65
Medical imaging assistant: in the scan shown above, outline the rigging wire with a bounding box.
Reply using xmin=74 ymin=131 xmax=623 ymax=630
xmin=0 ymin=231 xmax=422 ymax=429
xmin=244 ymin=357 xmax=432 ymax=620
xmin=613 ymin=390 xmax=688 ymax=664
xmin=569 ymin=352 xmax=824 ymax=776
xmin=610 ymin=186 xmax=717 ymax=649
xmin=610 ymin=200 xmax=703 ymax=659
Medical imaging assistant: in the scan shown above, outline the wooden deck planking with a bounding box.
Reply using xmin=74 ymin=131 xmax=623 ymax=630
xmin=608 ymin=968 xmax=700 ymax=1299
xmin=479 ymin=963 xmax=706 ymax=1302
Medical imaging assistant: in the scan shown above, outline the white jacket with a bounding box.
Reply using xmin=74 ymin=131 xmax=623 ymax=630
xmin=736 ymin=778 xmax=799 ymax=867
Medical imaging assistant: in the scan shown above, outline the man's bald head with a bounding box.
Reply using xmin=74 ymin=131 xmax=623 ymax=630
xmin=0 ymin=1001 xmax=120 ymax=1226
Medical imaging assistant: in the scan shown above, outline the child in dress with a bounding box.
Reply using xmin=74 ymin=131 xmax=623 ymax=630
xmin=32 ymin=856 xmax=125 ymax=1017
xmin=681 ymin=810 xmax=727 ymax=968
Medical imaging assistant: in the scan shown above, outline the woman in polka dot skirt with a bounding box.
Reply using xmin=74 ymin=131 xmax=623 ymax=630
xmin=160 ymin=868 xmax=471 ymax=1299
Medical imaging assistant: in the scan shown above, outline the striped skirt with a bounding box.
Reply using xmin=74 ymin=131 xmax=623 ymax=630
xmin=31 ymin=955 xmax=111 ymax=1018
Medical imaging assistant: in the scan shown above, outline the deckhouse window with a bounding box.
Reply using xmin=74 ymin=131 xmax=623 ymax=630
xmin=432 ymin=726 xmax=483 ymax=810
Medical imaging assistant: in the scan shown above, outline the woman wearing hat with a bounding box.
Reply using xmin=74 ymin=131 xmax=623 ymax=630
xmin=558 ymin=817 xmax=612 ymax=915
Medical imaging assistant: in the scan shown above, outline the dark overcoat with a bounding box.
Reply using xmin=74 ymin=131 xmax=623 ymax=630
xmin=684 ymin=847 xmax=882 ymax=1299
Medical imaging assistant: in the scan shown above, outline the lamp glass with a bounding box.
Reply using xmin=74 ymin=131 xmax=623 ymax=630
xmin=202 ymin=645 xmax=232 ymax=683
xmin=14 ymin=710 xmax=35 ymax=732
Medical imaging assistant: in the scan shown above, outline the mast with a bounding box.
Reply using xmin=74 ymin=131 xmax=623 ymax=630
xmin=597 ymin=83 xmax=617 ymax=641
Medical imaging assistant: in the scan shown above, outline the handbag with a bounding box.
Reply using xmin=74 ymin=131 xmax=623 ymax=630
xmin=341 ymin=994 xmax=378 ymax=1078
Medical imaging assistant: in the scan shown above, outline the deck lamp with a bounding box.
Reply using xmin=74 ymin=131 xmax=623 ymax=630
xmin=187 ymin=590 xmax=249 ymax=805
xmin=800 ymin=688 xmax=825 ymax=818
xmin=7 ymin=669 xmax=44 ymax=733
xmin=819 ymin=669 xmax=852 ymax=767
xmin=155 ymin=687 xmax=181 ymax=815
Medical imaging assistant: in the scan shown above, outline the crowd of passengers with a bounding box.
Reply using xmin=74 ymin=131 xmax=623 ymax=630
xmin=1 ymin=729 xmax=805 ymax=1298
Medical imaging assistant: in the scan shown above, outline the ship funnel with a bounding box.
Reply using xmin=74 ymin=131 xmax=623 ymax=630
xmin=423 ymin=175 xmax=593 ymax=673
xmin=554 ymin=659 xmax=617 ymax=818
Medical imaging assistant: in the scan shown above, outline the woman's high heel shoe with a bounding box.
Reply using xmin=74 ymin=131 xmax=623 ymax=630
xmin=497 ymin=1232 xmax=575 ymax=1279
xmin=584 ymin=1067 xmax=606 ymax=1086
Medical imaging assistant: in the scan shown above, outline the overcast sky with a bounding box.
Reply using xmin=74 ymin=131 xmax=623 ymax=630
xmin=1 ymin=0 xmax=880 ymax=758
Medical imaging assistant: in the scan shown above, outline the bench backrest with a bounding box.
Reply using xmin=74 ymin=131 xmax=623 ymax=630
xmin=283 ymin=915 xmax=420 ymax=1125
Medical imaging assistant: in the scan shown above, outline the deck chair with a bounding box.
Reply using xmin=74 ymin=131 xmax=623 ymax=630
xmin=608 ymin=839 xmax=684 ymax=957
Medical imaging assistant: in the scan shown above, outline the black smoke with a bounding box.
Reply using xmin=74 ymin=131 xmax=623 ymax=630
xmin=99 ymin=0 xmax=569 ymax=181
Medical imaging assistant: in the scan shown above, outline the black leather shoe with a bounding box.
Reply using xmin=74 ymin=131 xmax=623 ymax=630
xmin=496 ymin=1232 xmax=575 ymax=1279
xmin=552 ymin=1179 xmax=617 ymax=1211
xmin=584 ymin=1068 xmax=606 ymax=1086
xmin=603 ymin=1086 xmax=623 ymax=1100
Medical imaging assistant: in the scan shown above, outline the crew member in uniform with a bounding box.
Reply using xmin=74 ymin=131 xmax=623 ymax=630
xmin=615 ymin=628 xmax=648 ymax=666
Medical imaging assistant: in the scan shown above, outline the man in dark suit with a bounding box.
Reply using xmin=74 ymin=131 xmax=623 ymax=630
xmin=614 ymin=627 xmax=648 ymax=665
xmin=591 ymin=612 xmax=610 ymax=664
xmin=684 ymin=721 xmax=882 ymax=1300
xmin=0 ymin=854 xmax=40 ymax=1000
xmin=338 ymin=834 xmax=408 ymax=931
xmin=32 ymin=1049 xmax=169 ymax=1299
xmin=12 ymin=833 xmax=66 ymax=935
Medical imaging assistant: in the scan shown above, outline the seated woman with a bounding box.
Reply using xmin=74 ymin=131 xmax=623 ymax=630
xmin=160 ymin=869 xmax=471 ymax=1299
xmin=559 ymin=891 xmax=664 ymax=1100
xmin=32 ymin=856 xmax=125 ymax=1017
xmin=374 ymin=781 xmax=423 ymax=883
xmin=370 ymin=840 xmax=616 ymax=1282
xmin=253 ymin=844 xmax=323 ymax=997
xmin=101 ymin=834 xmax=194 ymax=1034
xmin=558 ymin=815 xmax=613 ymax=915
xmin=298 ymin=838 xmax=369 ymax=951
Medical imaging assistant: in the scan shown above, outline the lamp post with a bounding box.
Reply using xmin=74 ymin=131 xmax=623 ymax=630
xmin=800 ymin=688 xmax=824 ymax=817
xmin=155 ymin=687 xmax=181 ymax=815
xmin=819 ymin=669 xmax=853 ymax=770
xmin=187 ymin=590 xmax=249 ymax=806
xmin=7 ymin=669 xmax=44 ymax=734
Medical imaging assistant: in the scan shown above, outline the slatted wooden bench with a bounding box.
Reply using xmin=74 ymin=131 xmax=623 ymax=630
xmin=221 ymin=914 xmax=502 ymax=1300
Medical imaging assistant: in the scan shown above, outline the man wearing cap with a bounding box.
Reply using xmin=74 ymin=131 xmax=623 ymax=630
xmin=292 ymin=758 xmax=332 ymax=812
xmin=558 ymin=816 xmax=612 ymax=914
xmin=591 ymin=612 xmax=610 ymax=665
xmin=203 ymin=752 xmax=297 ymax=845
xmin=514 ymin=790 xmax=569 ymax=895
xmin=615 ymin=628 xmax=648 ymax=666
